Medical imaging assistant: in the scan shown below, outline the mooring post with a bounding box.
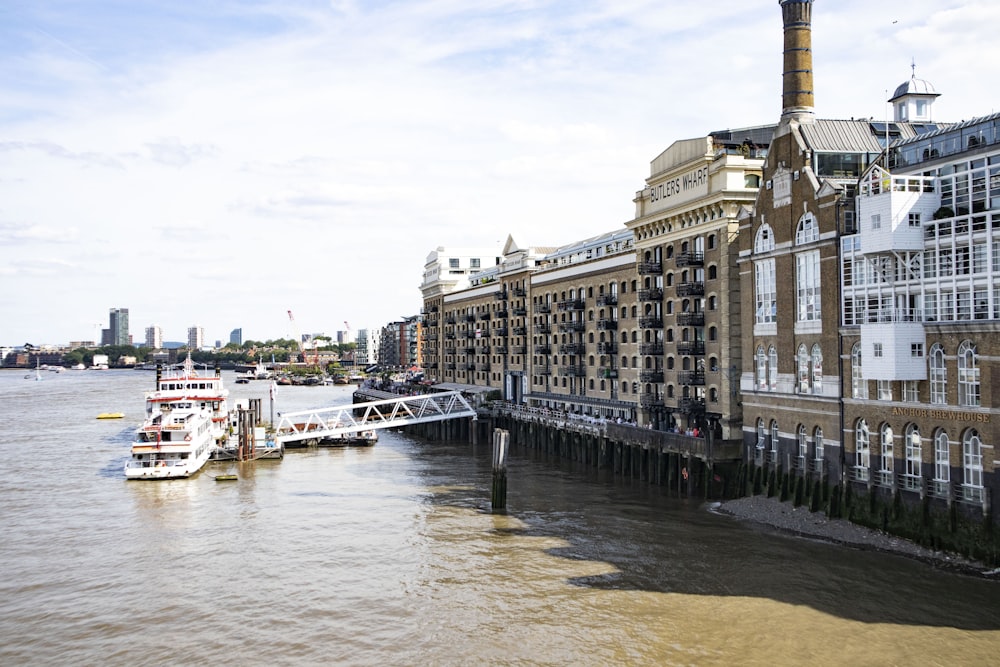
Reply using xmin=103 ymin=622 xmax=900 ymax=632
xmin=492 ymin=428 xmax=509 ymax=512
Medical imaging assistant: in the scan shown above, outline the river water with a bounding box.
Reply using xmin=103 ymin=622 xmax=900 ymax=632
xmin=1 ymin=368 xmax=998 ymax=666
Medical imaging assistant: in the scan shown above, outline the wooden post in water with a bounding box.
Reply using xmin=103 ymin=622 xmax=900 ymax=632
xmin=491 ymin=428 xmax=509 ymax=512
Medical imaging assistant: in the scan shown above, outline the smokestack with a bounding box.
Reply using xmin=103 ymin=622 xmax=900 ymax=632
xmin=779 ymin=0 xmax=815 ymax=123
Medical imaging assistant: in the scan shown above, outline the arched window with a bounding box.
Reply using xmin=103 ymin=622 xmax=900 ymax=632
xmin=811 ymin=344 xmax=823 ymax=393
xmin=768 ymin=346 xmax=778 ymax=391
xmin=963 ymin=429 xmax=984 ymax=500
xmin=813 ymin=427 xmax=824 ymax=464
xmin=797 ymin=425 xmax=808 ymax=466
xmin=933 ymin=429 xmax=951 ymax=495
xmin=957 ymin=341 xmax=980 ymax=407
xmin=756 ymin=346 xmax=767 ymax=390
xmin=852 ymin=342 xmax=867 ymax=399
xmin=929 ymin=343 xmax=946 ymax=404
xmin=880 ymin=424 xmax=894 ymax=480
xmin=797 ymin=344 xmax=810 ymax=393
xmin=756 ymin=418 xmax=766 ymax=449
xmin=754 ymin=224 xmax=776 ymax=324
xmin=855 ymin=419 xmax=871 ymax=480
xmin=770 ymin=420 xmax=780 ymax=455
xmin=795 ymin=212 xmax=819 ymax=244
xmin=905 ymin=424 xmax=921 ymax=484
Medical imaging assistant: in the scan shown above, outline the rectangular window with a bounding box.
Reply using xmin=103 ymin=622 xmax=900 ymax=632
xmin=449 ymin=258 xmax=460 ymax=268
xmin=908 ymin=212 xmax=921 ymax=227
xmin=755 ymin=259 xmax=777 ymax=324
xmin=878 ymin=380 xmax=892 ymax=401
xmin=796 ymin=250 xmax=821 ymax=322
xmin=871 ymin=214 xmax=881 ymax=230
xmin=873 ymin=343 xmax=883 ymax=358
xmin=470 ymin=258 xmax=481 ymax=269
xmin=911 ymin=343 xmax=924 ymax=357
xmin=903 ymin=381 xmax=919 ymax=402
xmin=957 ymin=291 xmax=971 ymax=320
xmin=924 ymin=251 xmax=937 ymax=278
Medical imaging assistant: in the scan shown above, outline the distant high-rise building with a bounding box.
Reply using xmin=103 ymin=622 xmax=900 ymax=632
xmin=145 ymin=325 xmax=163 ymax=349
xmin=107 ymin=308 xmax=129 ymax=346
xmin=187 ymin=326 xmax=204 ymax=350
xmin=230 ymin=328 xmax=242 ymax=345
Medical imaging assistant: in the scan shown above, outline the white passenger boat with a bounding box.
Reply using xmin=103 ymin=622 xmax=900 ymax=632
xmin=125 ymin=403 xmax=216 ymax=479
xmin=143 ymin=357 xmax=232 ymax=448
xmin=124 ymin=357 xmax=233 ymax=480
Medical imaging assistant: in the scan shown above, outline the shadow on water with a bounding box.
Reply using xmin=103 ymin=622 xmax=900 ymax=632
xmin=425 ymin=441 xmax=1000 ymax=632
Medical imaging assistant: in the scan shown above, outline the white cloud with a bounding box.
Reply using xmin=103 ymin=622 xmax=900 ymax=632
xmin=0 ymin=0 xmax=997 ymax=345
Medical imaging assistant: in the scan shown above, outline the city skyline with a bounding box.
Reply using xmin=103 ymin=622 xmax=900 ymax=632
xmin=2 ymin=1 xmax=999 ymax=346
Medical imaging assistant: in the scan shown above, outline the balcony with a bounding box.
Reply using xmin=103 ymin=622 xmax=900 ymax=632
xmin=561 ymin=365 xmax=587 ymax=377
xmin=639 ymin=393 xmax=663 ymax=408
xmin=597 ymin=342 xmax=618 ymax=354
xmin=494 ymin=327 xmax=508 ymax=337
xmin=557 ymin=299 xmax=585 ymax=311
xmin=678 ymin=371 xmax=705 ymax=385
xmin=536 ymin=303 xmax=551 ymax=314
xmin=465 ymin=363 xmax=477 ymax=371
xmin=513 ymin=326 xmax=527 ymax=336
xmin=535 ymin=324 xmax=552 ymax=334
xmin=639 ymin=370 xmax=664 ymax=383
xmin=677 ymin=281 xmax=705 ymax=297
xmin=513 ymin=307 xmax=527 ymax=317
xmin=478 ymin=312 xmax=491 ymax=321
xmin=495 ymin=310 xmax=509 ymax=319
xmin=596 ymin=294 xmax=618 ymax=307
xmin=639 ymin=316 xmax=663 ymax=329
xmin=677 ymin=397 xmax=705 ymax=414
xmin=446 ymin=363 xmax=456 ymax=370
xmin=445 ymin=316 xmax=457 ymax=325
xmin=638 ymin=288 xmax=663 ymax=302
xmin=677 ymin=312 xmax=704 ymax=326
xmin=536 ymin=365 xmax=552 ymax=376
xmin=559 ymin=321 xmax=585 ymax=332
xmin=494 ymin=346 xmax=508 ymax=355
xmin=494 ymin=290 xmax=508 ymax=301
xmin=640 ymin=342 xmax=663 ymax=356
xmin=559 ymin=343 xmax=586 ymax=354
xmin=675 ymin=251 xmax=704 ymax=267
xmin=464 ymin=315 xmax=476 ymax=322
xmin=477 ymin=363 xmax=491 ymax=371
xmin=596 ymin=318 xmax=618 ymax=331
xmin=464 ymin=346 xmax=476 ymax=354
xmin=676 ymin=341 xmax=705 ymax=356
xmin=511 ymin=345 xmax=526 ymax=355
xmin=599 ymin=368 xmax=619 ymax=379
xmin=513 ymin=287 xmax=526 ymax=297
xmin=534 ymin=345 xmax=551 ymax=354
xmin=638 ymin=261 xmax=662 ymax=275
xmin=445 ymin=332 xmax=456 ymax=340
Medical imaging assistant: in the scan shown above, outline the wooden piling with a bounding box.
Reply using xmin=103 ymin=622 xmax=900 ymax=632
xmin=491 ymin=428 xmax=509 ymax=512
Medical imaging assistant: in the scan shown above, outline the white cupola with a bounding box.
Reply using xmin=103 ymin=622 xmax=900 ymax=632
xmin=888 ymin=61 xmax=940 ymax=123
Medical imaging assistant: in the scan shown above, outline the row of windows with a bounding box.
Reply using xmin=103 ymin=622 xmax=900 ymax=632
xmin=854 ymin=421 xmax=983 ymax=492
xmin=852 ymin=340 xmax=980 ymax=407
xmin=755 ymin=344 xmax=823 ymax=394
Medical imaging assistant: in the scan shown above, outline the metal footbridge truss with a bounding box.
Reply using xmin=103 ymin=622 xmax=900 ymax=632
xmin=274 ymin=391 xmax=477 ymax=445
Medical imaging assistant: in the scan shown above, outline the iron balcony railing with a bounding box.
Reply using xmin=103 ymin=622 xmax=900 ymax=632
xmin=597 ymin=342 xmax=618 ymax=354
xmin=596 ymin=319 xmax=618 ymax=331
xmin=677 ymin=341 xmax=705 ymax=356
xmin=639 ymin=316 xmax=663 ymax=329
xmin=675 ymin=251 xmax=704 ymax=267
xmin=557 ymin=299 xmax=585 ymax=311
xmin=640 ymin=342 xmax=664 ymax=356
xmin=677 ymin=312 xmax=705 ymax=326
xmin=638 ymin=287 xmax=663 ymax=302
xmin=639 ymin=370 xmax=664 ymax=383
xmin=596 ymin=294 xmax=618 ymax=307
xmin=678 ymin=371 xmax=705 ymax=385
xmin=638 ymin=261 xmax=662 ymax=274
xmin=559 ymin=343 xmax=587 ymax=354
xmin=677 ymin=281 xmax=705 ymax=297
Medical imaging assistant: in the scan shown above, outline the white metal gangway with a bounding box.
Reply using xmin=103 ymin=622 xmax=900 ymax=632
xmin=274 ymin=391 xmax=477 ymax=445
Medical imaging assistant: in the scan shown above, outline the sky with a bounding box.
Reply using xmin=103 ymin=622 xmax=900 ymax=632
xmin=1 ymin=0 xmax=997 ymax=347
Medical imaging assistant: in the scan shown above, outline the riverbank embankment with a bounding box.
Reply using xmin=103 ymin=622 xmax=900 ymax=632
xmin=717 ymin=495 xmax=998 ymax=577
